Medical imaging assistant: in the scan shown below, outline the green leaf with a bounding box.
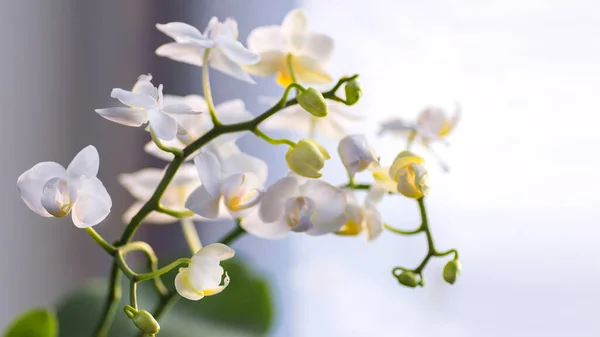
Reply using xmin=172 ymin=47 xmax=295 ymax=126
xmin=56 ymin=257 xmax=273 ymax=336
xmin=4 ymin=308 xmax=58 ymax=337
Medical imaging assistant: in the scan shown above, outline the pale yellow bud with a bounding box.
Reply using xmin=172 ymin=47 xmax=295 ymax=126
xmin=389 ymin=151 xmax=429 ymax=199
xmin=344 ymin=79 xmax=362 ymax=105
xmin=297 ymin=87 xmax=328 ymax=117
xmin=285 ymin=139 xmax=330 ymax=178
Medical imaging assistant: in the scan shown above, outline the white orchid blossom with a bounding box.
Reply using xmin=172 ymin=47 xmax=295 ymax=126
xmin=144 ymin=96 xmax=253 ymax=161
xmin=337 ymin=186 xmax=385 ymax=241
xmin=185 ymin=151 xmax=266 ymax=219
xmin=175 ymin=243 xmax=234 ymax=301
xmin=96 ymin=74 xmax=199 ymax=141
xmin=245 ymin=9 xmax=334 ymax=86
xmin=261 ymin=98 xmax=362 ymax=140
xmin=379 ymin=104 xmax=461 ymax=171
xmin=241 ymin=175 xmax=347 ymax=239
xmin=17 ymin=145 xmax=112 ymax=228
xmin=119 ymin=164 xmax=202 ymax=224
xmin=156 ymin=19 xmax=260 ymax=83
xmin=338 ymin=134 xmax=380 ymax=178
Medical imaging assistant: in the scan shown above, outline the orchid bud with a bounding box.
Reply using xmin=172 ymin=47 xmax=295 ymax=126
xmin=285 ymin=139 xmax=330 ymax=178
xmin=397 ymin=271 xmax=419 ymax=288
xmin=338 ymin=134 xmax=379 ymax=178
xmin=124 ymin=306 xmax=160 ymax=336
xmin=297 ymin=87 xmax=328 ymax=117
xmin=344 ymin=79 xmax=362 ymax=105
xmin=389 ymin=151 xmax=429 ymax=199
xmin=443 ymin=259 xmax=462 ymax=285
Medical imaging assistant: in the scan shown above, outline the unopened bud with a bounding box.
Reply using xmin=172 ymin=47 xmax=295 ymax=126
xmin=297 ymin=87 xmax=328 ymax=117
xmin=285 ymin=139 xmax=330 ymax=178
xmin=397 ymin=271 xmax=419 ymax=288
xmin=124 ymin=306 xmax=160 ymax=336
xmin=443 ymin=260 xmax=461 ymax=285
xmin=344 ymin=79 xmax=362 ymax=105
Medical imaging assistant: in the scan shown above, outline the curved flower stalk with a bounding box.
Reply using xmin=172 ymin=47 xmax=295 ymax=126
xmin=337 ymin=186 xmax=385 ymax=241
xmin=175 ymin=243 xmax=235 ymax=300
xmin=185 ymin=151 xmax=266 ymax=219
xmin=262 ymin=98 xmax=363 ymax=139
xmin=96 ymin=74 xmax=199 ymax=141
xmin=379 ymin=103 xmax=461 ymax=171
xmin=245 ymin=9 xmax=334 ymax=86
xmin=17 ymin=145 xmax=112 ymax=228
xmin=119 ymin=164 xmax=203 ymax=224
xmin=156 ymin=19 xmax=260 ymax=83
xmin=241 ymin=175 xmax=347 ymax=239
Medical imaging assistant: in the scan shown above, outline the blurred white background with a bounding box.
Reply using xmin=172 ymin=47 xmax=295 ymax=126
xmin=3 ymin=0 xmax=600 ymax=336
xmin=289 ymin=0 xmax=600 ymax=336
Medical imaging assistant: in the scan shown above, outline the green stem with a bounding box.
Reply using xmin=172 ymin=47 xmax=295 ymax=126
xmin=130 ymin=282 xmax=138 ymax=309
xmin=384 ymin=223 xmax=421 ymax=235
xmin=135 ymin=258 xmax=192 ymax=283
xmin=156 ymin=205 xmax=195 ymax=218
xmin=434 ymin=249 xmax=459 ymax=259
xmin=150 ymin=127 xmax=183 ymax=156
xmin=85 ymin=228 xmax=117 ymax=254
xmin=219 ymin=219 xmax=246 ymax=246
xmin=181 ymin=217 xmax=202 ymax=255
xmin=252 ymin=128 xmax=296 ymax=147
xmin=202 ymin=49 xmax=220 ymax=126
xmin=119 ymin=155 xmax=185 ymax=245
xmin=342 ymin=183 xmax=372 ymax=190
xmin=118 ymin=242 xmax=168 ymax=296
xmin=286 ymin=53 xmax=298 ymax=84
xmin=94 ymin=263 xmax=121 ymax=337
xmin=115 ymin=251 xmax=137 ymax=280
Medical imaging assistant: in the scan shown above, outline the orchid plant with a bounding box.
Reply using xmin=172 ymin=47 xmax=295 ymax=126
xmin=9 ymin=9 xmax=461 ymax=337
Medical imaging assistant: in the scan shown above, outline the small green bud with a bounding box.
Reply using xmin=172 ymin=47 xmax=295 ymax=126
xmin=344 ymin=79 xmax=362 ymax=105
xmin=443 ymin=260 xmax=462 ymax=285
xmin=397 ymin=271 xmax=419 ymax=288
xmin=125 ymin=306 xmax=160 ymax=336
xmin=297 ymin=87 xmax=328 ymax=117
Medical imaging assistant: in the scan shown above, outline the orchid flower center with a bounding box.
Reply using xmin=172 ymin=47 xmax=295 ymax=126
xmin=284 ymin=196 xmax=315 ymax=232
xmin=42 ymin=177 xmax=75 ymax=217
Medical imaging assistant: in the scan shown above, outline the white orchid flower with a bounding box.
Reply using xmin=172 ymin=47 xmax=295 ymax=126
xmin=17 ymin=145 xmax=112 ymax=228
xmin=156 ymin=19 xmax=260 ymax=83
xmin=96 ymin=74 xmax=199 ymax=141
xmin=338 ymin=134 xmax=380 ymax=178
xmin=379 ymin=104 xmax=461 ymax=171
xmin=185 ymin=151 xmax=266 ymax=219
xmin=119 ymin=164 xmax=204 ymax=224
xmin=175 ymin=243 xmax=234 ymax=301
xmin=337 ymin=186 xmax=385 ymax=241
xmin=261 ymin=98 xmax=362 ymax=140
xmin=241 ymin=175 xmax=347 ymax=239
xmin=373 ymin=151 xmax=430 ymax=199
xmin=245 ymin=9 xmax=334 ymax=86
xmin=144 ymin=96 xmax=253 ymax=161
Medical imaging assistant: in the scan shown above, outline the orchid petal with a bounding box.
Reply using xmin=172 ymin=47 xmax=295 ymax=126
xmin=71 ymin=177 xmax=112 ymax=228
xmin=66 ymin=145 xmax=99 ymax=181
xmin=95 ymin=108 xmax=148 ymax=127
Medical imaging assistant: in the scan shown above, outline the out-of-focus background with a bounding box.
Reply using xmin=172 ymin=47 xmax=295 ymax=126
xmin=2 ymin=0 xmax=600 ymax=336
